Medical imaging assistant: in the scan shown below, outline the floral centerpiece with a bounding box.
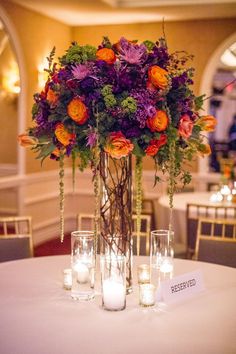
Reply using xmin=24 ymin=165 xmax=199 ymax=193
xmin=19 ymin=36 xmax=216 ymax=275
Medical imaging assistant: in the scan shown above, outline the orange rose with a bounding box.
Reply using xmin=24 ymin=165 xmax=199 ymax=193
xmin=46 ymin=88 xmax=58 ymax=106
xmin=67 ymin=97 xmax=89 ymax=125
xmin=145 ymin=134 xmax=167 ymax=156
xmin=104 ymin=131 xmax=134 ymax=159
xmin=96 ymin=48 xmax=116 ymax=64
xmin=148 ymin=65 xmax=168 ymax=90
xmin=196 ymin=115 xmax=217 ymax=132
xmin=197 ymin=143 xmax=211 ymax=157
xmin=147 ymin=110 xmax=168 ymax=132
xmin=18 ymin=134 xmax=39 ymax=147
xmin=178 ymin=114 xmax=194 ymax=139
xmin=55 ymin=123 xmax=75 ymax=146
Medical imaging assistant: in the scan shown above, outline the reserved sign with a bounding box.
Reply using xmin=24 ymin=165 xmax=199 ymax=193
xmin=157 ymin=270 xmax=205 ymax=304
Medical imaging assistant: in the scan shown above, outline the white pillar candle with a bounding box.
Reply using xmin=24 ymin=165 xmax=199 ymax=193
xmin=63 ymin=268 xmax=72 ymax=290
xmin=139 ymin=284 xmax=156 ymax=307
xmin=74 ymin=262 xmax=89 ymax=283
xmin=102 ymin=278 xmax=126 ymax=311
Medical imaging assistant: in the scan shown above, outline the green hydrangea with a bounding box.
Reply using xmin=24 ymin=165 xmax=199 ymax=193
xmin=121 ymin=97 xmax=137 ymax=114
xmin=101 ymin=85 xmax=113 ymax=96
xmin=104 ymin=94 xmax=117 ymax=108
xmin=59 ymin=43 xmax=97 ymax=65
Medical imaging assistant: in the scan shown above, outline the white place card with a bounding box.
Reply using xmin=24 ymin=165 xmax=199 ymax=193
xmin=157 ymin=270 xmax=205 ymax=304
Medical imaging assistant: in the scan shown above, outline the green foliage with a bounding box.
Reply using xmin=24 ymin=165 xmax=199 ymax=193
xmin=142 ymin=40 xmax=155 ymax=51
xmin=59 ymin=43 xmax=97 ymax=65
xmin=194 ymin=94 xmax=205 ymax=111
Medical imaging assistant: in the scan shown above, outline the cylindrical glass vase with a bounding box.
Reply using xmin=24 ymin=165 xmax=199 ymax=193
xmin=71 ymin=231 xmax=95 ymax=301
xmin=150 ymin=229 xmax=174 ymax=273
xmin=100 ymin=254 xmax=126 ymax=311
xmin=99 ymin=152 xmax=133 ymax=294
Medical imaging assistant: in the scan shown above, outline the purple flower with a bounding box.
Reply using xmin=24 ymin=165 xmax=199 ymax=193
xmin=118 ymin=37 xmax=147 ymax=65
xmin=86 ymin=127 xmax=97 ymax=148
xmin=72 ymin=64 xmax=91 ymax=80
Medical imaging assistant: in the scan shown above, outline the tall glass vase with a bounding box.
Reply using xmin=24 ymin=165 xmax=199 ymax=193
xmin=99 ymin=152 xmax=133 ymax=294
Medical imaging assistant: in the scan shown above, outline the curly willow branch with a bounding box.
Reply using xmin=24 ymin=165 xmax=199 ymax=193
xmin=59 ymin=152 xmax=65 ymax=242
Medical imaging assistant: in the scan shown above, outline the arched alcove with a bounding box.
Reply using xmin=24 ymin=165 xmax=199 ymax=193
xmin=199 ymin=32 xmax=236 ymax=174
xmin=0 ymin=3 xmax=27 ymax=176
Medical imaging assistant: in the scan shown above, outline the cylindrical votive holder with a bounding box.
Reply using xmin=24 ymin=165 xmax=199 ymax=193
xmin=63 ymin=268 xmax=72 ymax=290
xmin=100 ymin=254 xmax=126 ymax=311
xmin=71 ymin=231 xmax=95 ymax=301
xmin=150 ymin=229 xmax=174 ymax=272
xmin=139 ymin=284 xmax=156 ymax=307
xmin=137 ymin=264 xmax=151 ymax=284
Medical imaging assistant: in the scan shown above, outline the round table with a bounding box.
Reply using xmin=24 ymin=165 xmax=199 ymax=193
xmin=0 ymin=255 xmax=236 ymax=354
xmin=157 ymin=192 xmax=215 ymax=245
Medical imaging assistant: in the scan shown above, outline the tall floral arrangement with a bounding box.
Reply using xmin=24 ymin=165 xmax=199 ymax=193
xmin=19 ymin=36 xmax=216 ymax=241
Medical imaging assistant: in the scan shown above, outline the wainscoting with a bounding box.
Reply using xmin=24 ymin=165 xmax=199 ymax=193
xmin=0 ymin=168 xmax=221 ymax=247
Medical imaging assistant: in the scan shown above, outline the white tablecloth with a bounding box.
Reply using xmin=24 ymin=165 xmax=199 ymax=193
xmin=157 ymin=192 xmax=219 ymax=245
xmin=0 ymin=255 xmax=236 ymax=354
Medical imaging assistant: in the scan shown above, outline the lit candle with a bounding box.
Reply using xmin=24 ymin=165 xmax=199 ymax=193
xmin=63 ymin=268 xmax=72 ymax=290
xmin=139 ymin=284 xmax=156 ymax=307
xmin=160 ymin=258 xmax=173 ymax=273
xmin=102 ymin=278 xmax=126 ymax=311
xmin=74 ymin=262 xmax=89 ymax=283
xmin=137 ymin=264 xmax=151 ymax=284
xmin=220 ymin=185 xmax=231 ymax=197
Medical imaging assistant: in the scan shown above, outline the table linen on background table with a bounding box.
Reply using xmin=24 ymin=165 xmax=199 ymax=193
xmin=157 ymin=192 xmax=235 ymax=246
xmin=0 ymin=255 xmax=236 ymax=354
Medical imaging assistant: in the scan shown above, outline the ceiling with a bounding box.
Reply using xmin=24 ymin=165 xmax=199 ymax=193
xmin=9 ymin=0 xmax=236 ymax=26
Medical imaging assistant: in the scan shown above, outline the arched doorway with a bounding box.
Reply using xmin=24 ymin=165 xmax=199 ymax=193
xmin=199 ymin=32 xmax=236 ymax=175
xmin=0 ymin=3 xmax=26 ymax=176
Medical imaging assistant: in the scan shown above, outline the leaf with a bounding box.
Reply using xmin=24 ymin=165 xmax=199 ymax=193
xmin=35 ymin=143 xmax=56 ymax=161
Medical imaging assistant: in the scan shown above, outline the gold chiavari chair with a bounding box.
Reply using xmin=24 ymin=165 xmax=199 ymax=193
xmin=195 ymin=218 xmax=236 ymax=268
xmin=132 ymin=214 xmax=151 ymax=256
xmin=0 ymin=216 xmax=33 ymax=262
xmin=186 ymin=203 xmax=236 ymax=259
xmin=76 ymin=213 xmax=151 ymax=256
xmin=77 ymin=213 xmax=95 ymax=231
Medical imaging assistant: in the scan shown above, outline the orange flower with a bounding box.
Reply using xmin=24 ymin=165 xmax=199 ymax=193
xmin=197 ymin=143 xmax=211 ymax=157
xmin=96 ymin=48 xmax=116 ymax=64
xmin=147 ymin=110 xmax=168 ymax=132
xmin=67 ymin=97 xmax=89 ymax=125
xmin=145 ymin=134 xmax=167 ymax=156
xmin=46 ymin=88 xmax=58 ymax=106
xmin=196 ymin=115 xmax=217 ymax=132
xmin=55 ymin=123 xmax=75 ymax=146
xmin=51 ymin=147 xmax=61 ymax=158
xmin=18 ymin=134 xmax=39 ymax=147
xmin=178 ymin=114 xmax=194 ymax=139
xmin=104 ymin=131 xmax=134 ymax=159
xmin=148 ymin=65 xmax=168 ymax=90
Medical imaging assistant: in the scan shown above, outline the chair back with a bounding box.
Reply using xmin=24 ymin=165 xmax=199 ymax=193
xmin=186 ymin=203 xmax=236 ymax=259
xmin=77 ymin=213 xmax=95 ymax=231
xmin=0 ymin=216 xmax=33 ymax=262
xmin=76 ymin=213 xmax=151 ymax=256
xmin=132 ymin=214 xmax=151 ymax=256
xmin=195 ymin=217 xmax=236 ymax=268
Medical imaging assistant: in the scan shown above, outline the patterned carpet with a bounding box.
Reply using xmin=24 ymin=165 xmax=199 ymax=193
xmin=34 ymin=234 xmax=71 ymax=257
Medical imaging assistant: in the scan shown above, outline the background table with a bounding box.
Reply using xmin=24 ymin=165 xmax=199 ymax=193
xmin=0 ymin=255 xmax=236 ymax=354
xmin=157 ymin=192 xmax=216 ymax=246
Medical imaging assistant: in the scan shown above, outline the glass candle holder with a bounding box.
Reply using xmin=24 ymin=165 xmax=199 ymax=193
xmin=139 ymin=284 xmax=156 ymax=307
xmin=63 ymin=268 xmax=72 ymax=290
xmin=71 ymin=231 xmax=95 ymax=301
xmin=100 ymin=254 xmax=126 ymax=311
xmin=137 ymin=264 xmax=151 ymax=284
xmin=150 ymin=229 xmax=174 ymax=273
